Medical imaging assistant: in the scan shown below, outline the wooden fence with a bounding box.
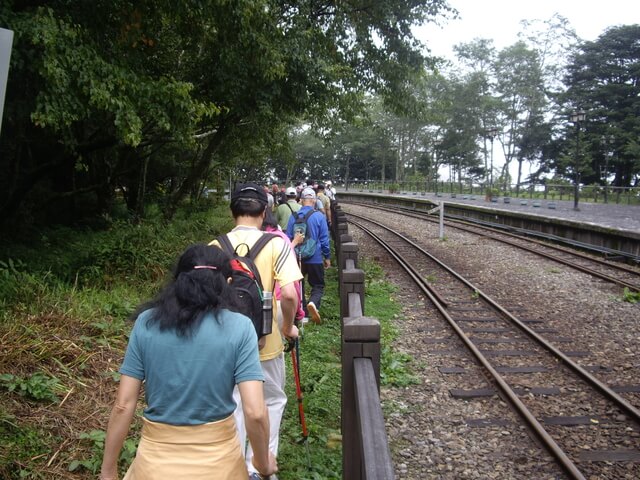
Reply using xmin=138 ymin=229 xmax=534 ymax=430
xmin=331 ymin=202 xmax=395 ymax=480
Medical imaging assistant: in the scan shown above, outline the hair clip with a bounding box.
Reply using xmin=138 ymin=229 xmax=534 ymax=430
xmin=194 ymin=265 xmax=218 ymax=270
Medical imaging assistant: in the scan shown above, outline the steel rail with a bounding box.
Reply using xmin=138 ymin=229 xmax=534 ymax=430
xmin=346 ymin=198 xmax=640 ymax=264
xmin=350 ymin=200 xmax=640 ymax=274
xmin=348 ymin=211 xmax=640 ymax=425
xmin=348 ymin=217 xmax=588 ymax=480
xmin=347 ymin=201 xmax=640 ymax=292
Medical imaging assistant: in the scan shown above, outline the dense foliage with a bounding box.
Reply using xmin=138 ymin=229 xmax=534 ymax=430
xmin=562 ymin=24 xmax=640 ymax=189
xmin=1 ymin=4 xmax=638 ymax=231
xmin=0 ymin=0 xmax=452 ymax=230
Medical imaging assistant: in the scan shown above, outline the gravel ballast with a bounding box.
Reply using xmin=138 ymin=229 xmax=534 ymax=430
xmin=343 ymin=203 xmax=640 ymax=480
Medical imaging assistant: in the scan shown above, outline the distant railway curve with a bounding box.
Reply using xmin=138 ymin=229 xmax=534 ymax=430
xmin=346 ymin=200 xmax=640 ymax=292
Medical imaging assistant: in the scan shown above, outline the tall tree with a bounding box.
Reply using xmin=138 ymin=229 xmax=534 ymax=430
xmin=563 ymin=24 xmax=640 ymax=188
xmin=453 ymin=39 xmax=498 ymax=184
xmin=493 ymin=41 xmax=548 ymax=191
xmin=0 ymin=0 xmax=454 ymax=228
xmin=438 ymin=75 xmax=484 ymax=188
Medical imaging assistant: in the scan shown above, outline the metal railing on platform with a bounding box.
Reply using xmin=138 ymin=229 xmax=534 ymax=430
xmin=343 ymin=181 xmax=640 ymax=206
xmin=331 ymin=202 xmax=395 ymax=480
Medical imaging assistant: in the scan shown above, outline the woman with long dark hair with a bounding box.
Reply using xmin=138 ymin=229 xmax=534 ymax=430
xmin=99 ymin=244 xmax=277 ymax=479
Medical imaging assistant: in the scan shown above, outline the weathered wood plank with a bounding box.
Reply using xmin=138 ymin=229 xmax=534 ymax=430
xmin=354 ymin=358 xmax=395 ymax=480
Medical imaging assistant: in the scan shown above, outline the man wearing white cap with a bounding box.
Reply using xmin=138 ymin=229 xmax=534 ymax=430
xmin=286 ymin=187 xmax=331 ymax=324
xmin=275 ymin=187 xmax=301 ymax=230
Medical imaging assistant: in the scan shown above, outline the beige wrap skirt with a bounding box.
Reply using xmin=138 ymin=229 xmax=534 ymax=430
xmin=123 ymin=415 xmax=247 ymax=479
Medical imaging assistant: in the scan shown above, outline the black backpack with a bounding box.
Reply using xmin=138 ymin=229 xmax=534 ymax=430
xmin=293 ymin=210 xmax=318 ymax=261
xmin=216 ymin=233 xmax=276 ymax=339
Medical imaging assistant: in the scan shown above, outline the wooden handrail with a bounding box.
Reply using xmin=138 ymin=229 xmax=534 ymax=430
xmin=335 ymin=200 xmax=395 ymax=480
xmin=355 ymin=358 xmax=395 ymax=480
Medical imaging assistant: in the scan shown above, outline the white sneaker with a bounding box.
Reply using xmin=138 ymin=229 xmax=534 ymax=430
xmin=307 ymin=302 xmax=321 ymax=324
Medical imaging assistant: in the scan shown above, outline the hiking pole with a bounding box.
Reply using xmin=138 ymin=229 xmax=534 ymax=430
xmin=288 ymin=338 xmax=311 ymax=468
xmin=296 ymin=250 xmax=306 ymax=341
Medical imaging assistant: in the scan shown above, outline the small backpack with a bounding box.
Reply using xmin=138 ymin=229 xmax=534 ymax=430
xmin=293 ymin=210 xmax=318 ymax=261
xmin=216 ymin=233 xmax=275 ymax=339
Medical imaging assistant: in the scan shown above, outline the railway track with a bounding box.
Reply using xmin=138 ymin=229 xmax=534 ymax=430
xmin=348 ymin=212 xmax=640 ymax=479
xmin=346 ymin=200 xmax=640 ymax=292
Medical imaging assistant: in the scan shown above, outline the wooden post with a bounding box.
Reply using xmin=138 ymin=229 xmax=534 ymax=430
xmin=337 ymin=223 xmax=394 ymax=479
xmin=336 ymin=211 xmax=348 ymax=241
xmin=337 ymin=233 xmax=352 ymax=265
xmin=334 ymin=207 xmax=348 ymax=262
xmin=337 ymin=234 xmax=353 ymax=287
xmin=331 ymin=203 xmax=341 ymax=241
xmin=340 ymin=253 xmax=364 ymax=321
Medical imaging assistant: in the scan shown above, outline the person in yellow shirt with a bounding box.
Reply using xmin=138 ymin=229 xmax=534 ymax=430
xmin=209 ymin=182 xmax=302 ymax=479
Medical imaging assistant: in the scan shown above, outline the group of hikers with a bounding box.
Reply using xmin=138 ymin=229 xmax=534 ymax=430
xmin=99 ymin=180 xmax=336 ymax=479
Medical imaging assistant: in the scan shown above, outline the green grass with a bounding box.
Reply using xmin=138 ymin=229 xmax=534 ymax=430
xmin=621 ymin=287 xmax=640 ymax=304
xmin=278 ymin=254 xmax=417 ymax=479
xmin=0 ymin=408 xmax=54 ymax=480
xmin=279 ymin=270 xmax=342 ymax=478
xmin=359 ymin=257 xmax=419 ymax=389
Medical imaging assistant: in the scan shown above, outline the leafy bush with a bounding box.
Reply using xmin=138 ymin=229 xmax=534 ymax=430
xmin=0 ymin=410 xmax=52 ymax=480
xmin=0 ymin=258 xmax=31 ymax=312
xmin=485 ymin=187 xmax=499 ymax=196
xmin=0 ymin=372 xmax=62 ymax=403
xmin=380 ymin=347 xmax=419 ymax=387
xmin=69 ymin=429 xmax=137 ymax=474
xmin=0 ymin=204 xmax=235 ymax=292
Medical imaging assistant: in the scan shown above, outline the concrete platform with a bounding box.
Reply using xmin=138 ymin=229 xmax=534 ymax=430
xmin=425 ymin=193 xmax=640 ymax=234
xmin=337 ymin=190 xmax=640 ymax=260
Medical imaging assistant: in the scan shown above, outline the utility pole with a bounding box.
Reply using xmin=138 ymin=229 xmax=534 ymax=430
xmin=569 ymin=110 xmax=586 ymax=211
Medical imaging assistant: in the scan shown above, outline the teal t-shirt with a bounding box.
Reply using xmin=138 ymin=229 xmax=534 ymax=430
xmin=120 ymin=308 xmax=264 ymax=425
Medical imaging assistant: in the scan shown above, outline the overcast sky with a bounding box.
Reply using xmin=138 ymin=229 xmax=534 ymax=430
xmin=415 ymin=0 xmax=640 ymax=60
xmin=413 ymin=0 xmax=639 ymax=182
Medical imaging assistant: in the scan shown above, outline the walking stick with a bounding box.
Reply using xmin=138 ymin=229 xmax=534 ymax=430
xmin=288 ymin=338 xmax=311 ymax=468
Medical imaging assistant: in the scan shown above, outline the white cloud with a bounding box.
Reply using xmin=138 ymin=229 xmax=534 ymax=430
xmin=415 ymin=0 xmax=639 ymax=59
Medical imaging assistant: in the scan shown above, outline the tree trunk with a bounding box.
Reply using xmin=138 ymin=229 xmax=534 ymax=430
xmin=135 ymin=156 xmax=149 ymax=219
xmin=516 ymin=158 xmax=523 ymax=195
xmin=164 ymin=127 xmax=226 ymax=220
xmin=344 ymin=155 xmax=350 ymax=189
